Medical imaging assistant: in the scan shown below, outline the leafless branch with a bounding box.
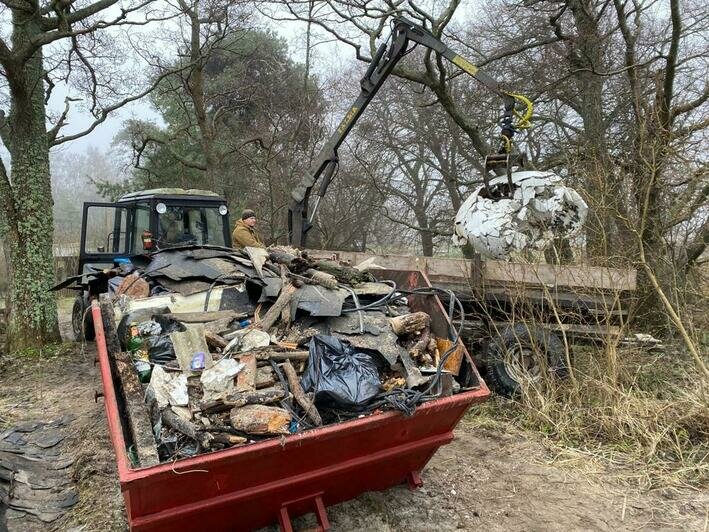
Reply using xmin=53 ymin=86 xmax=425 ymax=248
xmin=46 ymin=96 xmax=79 ymax=143
xmin=50 ymin=61 xmax=195 ymax=146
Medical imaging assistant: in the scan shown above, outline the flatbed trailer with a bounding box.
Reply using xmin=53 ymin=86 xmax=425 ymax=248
xmin=311 ymin=251 xmax=636 ymax=342
xmin=93 ymin=268 xmax=489 ymax=531
xmin=307 ymin=251 xmax=637 ymax=395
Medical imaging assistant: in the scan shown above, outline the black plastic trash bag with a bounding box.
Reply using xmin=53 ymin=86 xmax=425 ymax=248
xmin=300 ymin=335 xmax=382 ymax=409
xmin=145 ymin=315 xmax=185 ymax=364
xmin=118 ymin=311 xmax=185 ymax=364
xmin=146 ymin=335 xmax=176 ymax=364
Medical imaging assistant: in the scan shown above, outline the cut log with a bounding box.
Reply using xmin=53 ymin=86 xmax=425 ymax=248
xmin=99 ymin=295 xmax=159 ymax=467
xmin=257 ymin=282 xmax=298 ymax=332
xmin=162 ymin=407 xmax=213 ymax=449
xmin=200 ymin=388 xmax=288 ymax=415
xmin=205 ymin=330 xmax=228 ymax=350
xmin=230 ymin=405 xmax=291 ymax=435
xmin=99 ymin=294 xmax=121 ymax=359
xmin=390 ymin=312 xmax=431 ymax=336
xmin=314 ymin=260 xmax=374 ymax=284
xmin=282 ymin=360 xmax=322 ymax=426
xmin=236 ymin=353 xmax=257 ymax=392
xmin=268 ymin=249 xmax=297 ymax=266
xmin=410 ymin=327 xmax=434 ymax=365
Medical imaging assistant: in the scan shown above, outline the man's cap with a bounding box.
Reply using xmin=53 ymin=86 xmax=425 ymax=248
xmin=241 ymin=209 xmax=256 ymax=220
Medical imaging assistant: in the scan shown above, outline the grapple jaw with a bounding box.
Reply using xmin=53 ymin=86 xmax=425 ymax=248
xmin=482 ymin=152 xmax=526 ymax=199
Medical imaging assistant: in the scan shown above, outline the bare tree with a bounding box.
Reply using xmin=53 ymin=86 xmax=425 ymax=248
xmin=0 ymin=0 xmax=180 ymax=351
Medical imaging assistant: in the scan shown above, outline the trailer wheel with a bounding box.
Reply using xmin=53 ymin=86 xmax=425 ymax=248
xmin=484 ymin=323 xmax=567 ymax=397
xmin=72 ymin=295 xmax=94 ymax=342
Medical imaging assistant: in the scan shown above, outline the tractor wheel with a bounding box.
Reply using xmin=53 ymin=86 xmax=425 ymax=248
xmin=72 ymin=295 xmax=95 ymax=342
xmin=484 ymin=323 xmax=568 ymax=397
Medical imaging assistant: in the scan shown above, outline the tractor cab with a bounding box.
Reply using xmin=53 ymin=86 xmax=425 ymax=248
xmin=72 ymin=188 xmax=232 ymax=339
xmin=78 ymin=188 xmax=232 ymax=274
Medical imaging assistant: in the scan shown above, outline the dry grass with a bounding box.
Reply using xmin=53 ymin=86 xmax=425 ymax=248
xmin=465 ymin=256 xmax=709 ymax=492
xmin=470 ymin=340 xmax=709 ymax=490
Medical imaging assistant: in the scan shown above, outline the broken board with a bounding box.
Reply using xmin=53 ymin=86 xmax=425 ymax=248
xmin=170 ymin=325 xmax=214 ymax=376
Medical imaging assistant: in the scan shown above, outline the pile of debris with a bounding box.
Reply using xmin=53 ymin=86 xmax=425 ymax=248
xmin=61 ymin=245 xmax=470 ymax=465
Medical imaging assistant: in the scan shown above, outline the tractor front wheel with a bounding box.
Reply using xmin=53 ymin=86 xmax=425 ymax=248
xmin=72 ymin=295 xmax=95 ymax=342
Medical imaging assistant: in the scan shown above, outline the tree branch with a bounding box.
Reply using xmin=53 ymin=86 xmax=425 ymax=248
xmin=137 ymin=134 xmax=208 ymax=171
xmin=42 ymin=0 xmax=118 ymax=30
xmin=661 ymin=0 xmax=682 ymax=127
xmin=671 ymin=83 xmax=709 ymax=119
xmin=50 ymin=62 xmax=194 ymax=146
xmin=21 ymin=0 xmax=154 ymax=62
xmin=46 ymin=96 xmax=79 ymax=143
xmin=684 ymin=222 xmax=709 ymax=270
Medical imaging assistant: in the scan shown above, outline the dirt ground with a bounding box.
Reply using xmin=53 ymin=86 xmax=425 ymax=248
xmin=0 ymin=316 xmax=707 ymax=531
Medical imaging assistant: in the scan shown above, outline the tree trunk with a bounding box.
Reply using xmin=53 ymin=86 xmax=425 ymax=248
xmin=413 ymin=212 xmax=434 ymax=257
xmin=565 ymin=0 xmax=616 ymax=260
xmin=2 ymin=11 xmax=60 ymax=351
xmin=544 ymin=238 xmax=574 ymax=264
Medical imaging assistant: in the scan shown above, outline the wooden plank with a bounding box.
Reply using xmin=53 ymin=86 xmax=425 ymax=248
xmin=312 ymin=250 xmax=636 ymax=292
xmin=483 ymin=261 xmax=636 ymax=292
xmin=236 ymin=353 xmax=256 ymax=392
xmin=165 ymin=310 xmax=247 ymax=323
xmin=98 ymin=294 xmax=159 ymax=467
xmin=436 ymin=338 xmax=463 ymax=376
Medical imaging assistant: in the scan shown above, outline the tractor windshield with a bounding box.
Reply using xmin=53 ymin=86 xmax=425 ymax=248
xmin=155 ymin=205 xmax=227 ymax=248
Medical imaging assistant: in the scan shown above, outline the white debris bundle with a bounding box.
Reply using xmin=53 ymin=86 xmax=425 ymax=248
xmin=452 ymin=170 xmax=588 ymax=259
xmin=149 ymin=366 xmax=189 ymax=408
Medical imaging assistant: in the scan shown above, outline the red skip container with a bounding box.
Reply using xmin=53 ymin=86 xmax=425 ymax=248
xmin=93 ymin=269 xmax=490 ymax=531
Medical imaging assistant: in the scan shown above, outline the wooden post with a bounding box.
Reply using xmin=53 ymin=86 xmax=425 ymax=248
xmin=282 ymin=360 xmax=322 ymax=426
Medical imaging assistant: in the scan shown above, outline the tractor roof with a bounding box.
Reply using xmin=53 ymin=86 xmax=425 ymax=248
xmin=117 ymin=188 xmax=224 ymax=202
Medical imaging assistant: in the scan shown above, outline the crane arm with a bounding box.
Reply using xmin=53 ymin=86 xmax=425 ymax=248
xmin=288 ymin=16 xmax=532 ymax=247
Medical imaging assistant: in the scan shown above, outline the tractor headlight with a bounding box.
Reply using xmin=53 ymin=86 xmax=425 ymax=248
xmin=219 ymin=205 xmax=228 ymax=215
xmin=156 ymin=202 xmax=167 ymax=214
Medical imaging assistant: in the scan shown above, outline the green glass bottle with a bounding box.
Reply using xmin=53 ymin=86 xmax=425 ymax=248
xmin=127 ymin=323 xmax=151 ymax=383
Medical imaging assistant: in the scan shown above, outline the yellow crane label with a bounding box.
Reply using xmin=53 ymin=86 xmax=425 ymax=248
xmin=337 ymin=106 xmax=360 ymax=135
xmin=452 ymin=55 xmax=479 ymax=75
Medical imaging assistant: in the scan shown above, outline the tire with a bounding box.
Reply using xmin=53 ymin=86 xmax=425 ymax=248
xmin=72 ymin=295 xmax=95 ymax=342
xmin=484 ymin=323 xmax=568 ymax=397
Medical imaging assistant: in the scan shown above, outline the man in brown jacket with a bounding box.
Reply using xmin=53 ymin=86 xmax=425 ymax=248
xmin=232 ymin=209 xmax=265 ymax=249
